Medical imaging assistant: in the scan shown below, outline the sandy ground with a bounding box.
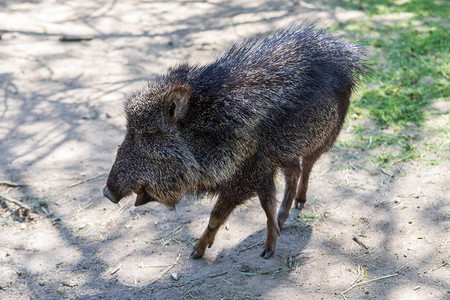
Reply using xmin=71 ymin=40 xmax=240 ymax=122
xmin=0 ymin=1 xmax=448 ymax=299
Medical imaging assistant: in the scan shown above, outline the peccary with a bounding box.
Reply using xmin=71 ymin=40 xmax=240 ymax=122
xmin=103 ymin=23 xmax=367 ymax=259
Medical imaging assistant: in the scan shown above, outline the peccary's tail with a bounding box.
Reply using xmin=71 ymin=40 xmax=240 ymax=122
xmin=289 ymin=21 xmax=370 ymax=91
xmin=286 ymin=21 xmax=370 ymax=129
xmin=332 ymin=39 xmax=369 ymax=124
xmin=339 ymin=40 xmax=370 ymax=89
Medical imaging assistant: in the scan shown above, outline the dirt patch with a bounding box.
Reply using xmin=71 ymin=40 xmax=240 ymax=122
xmin=0 ymin=1 xmax=448 ymax=299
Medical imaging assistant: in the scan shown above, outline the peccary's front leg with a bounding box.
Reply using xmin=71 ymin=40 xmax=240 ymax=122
xmin=258 ymin=179 xmax=280 ymax=259
xmin=191 ymin=193 xmax=241 ymax=259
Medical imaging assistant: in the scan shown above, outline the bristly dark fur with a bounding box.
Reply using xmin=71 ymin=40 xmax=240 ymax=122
xmin=104 ymin=22 xmax=368 ymax=259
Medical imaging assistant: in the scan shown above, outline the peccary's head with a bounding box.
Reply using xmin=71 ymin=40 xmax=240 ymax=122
xmin=103 ymin=81 xmax=200 ymax=209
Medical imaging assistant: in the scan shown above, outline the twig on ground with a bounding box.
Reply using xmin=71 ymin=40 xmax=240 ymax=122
xmin=209 ymin=271 xmax=227 ymax=278
xmin=0 ymin=181 xmax=27 ymax=187
xmin=341 ymin=271 xmax=398 ymax=297
xmin=61 ymin=282 xmax=75 ymax=287
xmin=354 ymin=273 xmax=398 ymax=286
xmin=152 ymin=254 xmax=181 ymax=284
xmin=103 ymin=202 xmax=129 ymax=226
xmin=0 ymin=194 xmax=32 ymax=210
xmin=237 ymin=241 xmax=263 ymax=255
xmin=425 ymin=261 xmax=449 ymax=273
xmin=352 ymin=236 xmax=369 ymax=250
xmin=159 ymin=271 xmax=227 ymax=291
xmin=41 ymin=206 xmax=51 ymax=216
xmin=59 ymin=36 xmax=93 ymax=42
xmin=367 ymin=136 xmax=373 ymax=149
xmin=12 ymin=247 xmax=38 ymax=252
xmin=365 ymin=241 xmax=382 ymax=255
xmin=67 ymin=174 xmax=106 ymax=188
xmin=77 ymin=201 xmax=93 ymax=212
xmin=380 ymin=169 xmax=393 ymax=177
xmin=350 ymin=266 xmax=363 ymax=287
xmin=348 ymin=161 xmax=358 ymax=170
xmin=260 ymin=267 xmax=283 ymax=275
xmin=139 ymin=263 xmax=172 ymax=268
xmin=110 ymin=263 xmax=123 ymax=275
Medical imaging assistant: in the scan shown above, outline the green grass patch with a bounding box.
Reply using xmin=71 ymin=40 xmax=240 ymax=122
xmin=325 ymin=0 xmax=449 ymax=18
xmin=326 ymin=0 xmax=449 ymax=167
xmin=358 ymin=23 xmax=448 ymax=127
xmin=370 ymin=142 xmax=420 ymax=168
xmin=349 ymin=126 xmax=418 ymax=148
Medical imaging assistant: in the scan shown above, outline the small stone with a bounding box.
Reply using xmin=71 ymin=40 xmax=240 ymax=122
xmin=171 ymin=273 xmax=178 ymax=281
xmin=105 ymin=113 xmax=111 ymax=119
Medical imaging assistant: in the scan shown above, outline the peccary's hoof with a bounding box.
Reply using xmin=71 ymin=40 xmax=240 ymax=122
xmin=294 ymin=201 xmax=305 ymax=211
xmin=259 ymin=248 xmax=274 ymax=259
xmin=190 ymin=249 xmax=203 ymax=259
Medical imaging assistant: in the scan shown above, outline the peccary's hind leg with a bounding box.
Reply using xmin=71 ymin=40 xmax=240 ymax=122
xmin=258 ymin=178 xmax=280 ymax=259
xmin=294 ymin=154 xmax=321 ymax=211
xmin=277 ymin=160 xmax=301 ymax=230
xmin=191 ymin=193 xmax=242 ymax=259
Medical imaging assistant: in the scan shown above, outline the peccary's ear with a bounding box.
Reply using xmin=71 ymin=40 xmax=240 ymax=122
xmin=166 ymin=82 xmax=191 ymax=123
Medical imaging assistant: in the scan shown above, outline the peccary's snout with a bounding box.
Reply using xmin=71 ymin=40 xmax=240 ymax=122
xmin=103 ymin=185 xmax=120 ymax=204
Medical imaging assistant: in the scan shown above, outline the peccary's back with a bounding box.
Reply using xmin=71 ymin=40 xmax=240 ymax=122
xmin=171 ymin=23 xmax=366 ymax=178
